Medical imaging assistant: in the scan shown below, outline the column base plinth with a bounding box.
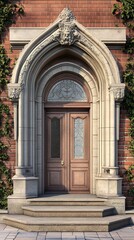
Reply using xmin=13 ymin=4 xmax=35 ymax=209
xmin=96 ymin=176 xmax=125 ymax=214
xmin=8 ymin=176 xmax=38 ymax=214
xmin=96 ymin=176 xmax=122 ymax=197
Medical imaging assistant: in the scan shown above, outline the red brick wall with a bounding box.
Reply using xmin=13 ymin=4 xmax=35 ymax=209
xmin=15 ymin=0 xmax=124 ymax=28
xmin=2 ymin=0 xmax=134 ymax=205
xmin=119 ymin=109 xmax=134 ymax=208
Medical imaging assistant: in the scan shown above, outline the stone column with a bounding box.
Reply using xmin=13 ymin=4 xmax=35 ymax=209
xmin=96 ymin=84 xmax=125 ymax=208
xmin=7 ymin=84 xmax=38 ymax=214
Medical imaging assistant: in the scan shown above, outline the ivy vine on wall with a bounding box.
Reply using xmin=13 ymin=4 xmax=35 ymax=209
xmin=112 ymin=0 xmax=134 ymax=206
xmin=0 ymin=0 xmax=24 ymax=209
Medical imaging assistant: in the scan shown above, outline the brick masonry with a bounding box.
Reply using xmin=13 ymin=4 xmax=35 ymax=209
xmin=2 ymin=0 xmax=134 ymax=207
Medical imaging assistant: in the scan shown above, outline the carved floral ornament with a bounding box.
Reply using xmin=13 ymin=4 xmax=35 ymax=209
xmin=52 ymin=8 xmax=80 ymax=45
xmin=8 ymin=84 xmax=23 ymax=102
xmin=109 ymin=85 xmax=125 ymax=101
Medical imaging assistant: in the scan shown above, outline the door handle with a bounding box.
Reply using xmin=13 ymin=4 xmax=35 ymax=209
xmin=61 ymin=160 xmax=64 ymax=166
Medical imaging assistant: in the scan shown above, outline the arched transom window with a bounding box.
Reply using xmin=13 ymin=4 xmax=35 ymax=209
xmin=47 ymin=80 xmax=87 ymax=102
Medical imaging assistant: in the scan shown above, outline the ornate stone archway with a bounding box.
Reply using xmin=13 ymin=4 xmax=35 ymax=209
xmin=8 ymin=8 xmax=125 ymax=213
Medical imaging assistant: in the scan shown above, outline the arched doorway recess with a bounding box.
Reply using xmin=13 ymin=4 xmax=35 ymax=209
xmin=44 ymin=73 xmax=91 ymax=193
xmin=8 ymin=8 xmax=125 ymax=213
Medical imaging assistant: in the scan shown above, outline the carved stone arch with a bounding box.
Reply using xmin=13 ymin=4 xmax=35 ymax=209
xmin=35 ymin=63 xmax=97 ymax=194
xmin=8 ymin=8 xmax=126 ymax=214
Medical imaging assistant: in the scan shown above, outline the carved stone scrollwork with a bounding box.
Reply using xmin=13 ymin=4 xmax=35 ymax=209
xmin=53 ymin=8 xmax=80 ymax=45
xmin=8 ymin=83 xmax=23 ymax=101
xmin=110 ymin=85 xmax=125 ymax=101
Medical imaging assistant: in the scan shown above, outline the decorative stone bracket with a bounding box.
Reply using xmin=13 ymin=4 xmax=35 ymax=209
xmin=109 ymin=84 xmax=125 ymax=101
xmin=8 ymin=83 xmax=23 ymax=102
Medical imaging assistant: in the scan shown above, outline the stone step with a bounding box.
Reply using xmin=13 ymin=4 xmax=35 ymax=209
xmin=22 ymin=205 xmax=115 ymax=217
xmin=28 ymin=194 xmax=106 ymax=206
xmin=3 ymin=215 xmax=131 ymax=232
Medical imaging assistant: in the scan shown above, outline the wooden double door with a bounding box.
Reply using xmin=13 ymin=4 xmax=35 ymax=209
xmin=45 ymin=109 xmax=89 ymax=193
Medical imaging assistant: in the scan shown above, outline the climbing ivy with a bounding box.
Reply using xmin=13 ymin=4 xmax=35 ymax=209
xmin=0 ymin=161 xmax=13 ymax=209
xmin=125 ymin=165 xmax=134 ymax=207
xmin=0 ymin=0 xmax=24 ymax=41
xmin=112 ymin=0 xmax=134 ymax=29
xmin=113 ymin=0 xmax=134 ymax=154
xmin=0 ymin=0 xmax=24 ymax=209
xmin=112 ymin=0 xmax=134 ymax=203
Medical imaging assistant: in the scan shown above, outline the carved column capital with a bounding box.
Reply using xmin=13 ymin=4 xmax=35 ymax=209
xmin=8 ymin=83 xmax=23 ymax=102
xmin=109 ymin=84 xmax=125 ymax=101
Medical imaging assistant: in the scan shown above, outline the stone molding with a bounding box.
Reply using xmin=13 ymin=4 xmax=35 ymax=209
xmin=10 ymin=27 xmax=126 ymax=47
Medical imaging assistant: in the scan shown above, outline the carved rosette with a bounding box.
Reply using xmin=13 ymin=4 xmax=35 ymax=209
xmin=110 ymin=84 xmax=125 ymax=101
xmin=53 ymin=8 xmax=80 ymax=45
xmin=8 ymin=83 xmax=23 ymax=102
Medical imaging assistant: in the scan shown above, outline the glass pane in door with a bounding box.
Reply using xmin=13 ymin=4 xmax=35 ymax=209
xmin=51 ymin=117 xmax=60 ymax=158
xmin=74 ymin=118 xmax=84 ymax=158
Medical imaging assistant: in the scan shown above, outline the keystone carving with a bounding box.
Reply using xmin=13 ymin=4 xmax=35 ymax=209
xmin=53 ymin=8 xmax=80 ymax=45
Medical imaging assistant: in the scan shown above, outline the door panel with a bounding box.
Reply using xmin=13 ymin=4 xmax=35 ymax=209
xmin=46 ymin=113 xmax=66 ymax=191
xmin=45 ymin=111 xmax=89 ymax=192
xmin=70 ymin=113 xmax=89 ymax=191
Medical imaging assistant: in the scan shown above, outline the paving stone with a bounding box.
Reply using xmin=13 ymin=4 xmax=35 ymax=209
xmin=7 ymin=237 xmax=17 ymax=239
xmin=61 ymin=234 xmax=75 ymax=240
xmin=85 ymin=237 xmax=99 ymax=240
xmin=84 ymin=235 xmax=98 ymax=240
xmin=6 ymin=237 xmax=17 ymax=239
xmin=84 ymin=232 xmax=98 ymax=237
xmin=15 ymin=238 xmax=37 ymax=240
xmin=61 ymin=238 xmax=75 ymax=240
xmin=62 ymin=234 xmax=75 ymax=239
xmin=0 ymin=232 xmax=9 ymax=237
xmin=16 ymin=232 xmax=38 ymax=237
xmin=97 ymin=232 xmax=112 ymax=238
xmin=117 ymin=233 xmax=134 ymax=237
xmin=117 ymin=227 xmax=134 ymax=232
xmin=62 ymin=232 xmax=74 ymax=235
xmin=76 ymin=238 xmax=85 ymax=240
xmin=46 ymin=232 xmax=61 ymax=237
xmin=99 ymin=238 xmax=113 ymax=240
xmin=3 ymin=226 xmax=18 ymax=232
xmin=110 ymin=232 xmax=121 ymax=239
xmin=84 ymin=235 xmax=98 ymax=239
xmin=0 ymin=238 xmax=9 ymax=240
xmin=37 ymin=236 xmax=46 ymax=240
xmin=73 ymin=232 xmax=84 ymax=237
xmin=0 ymin=224 xmax=6 ymax=230
xmin=8 ymin=233 xmax=17 ymax=236
xmin=38 ymin=232 xmax=47 ymax=235
xmin=46 ymin=238 xmax=61 ymax=240
xmin=118 ymin=238 xmax=134 ymax=240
